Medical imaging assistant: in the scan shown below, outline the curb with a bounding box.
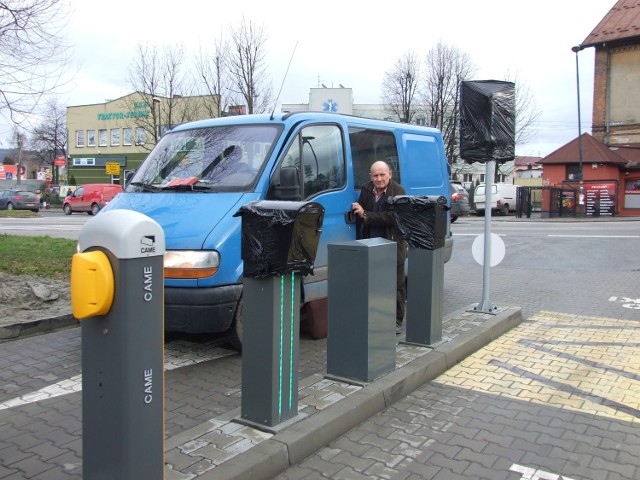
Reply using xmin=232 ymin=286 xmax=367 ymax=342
xmin=0 ymin=313 xmax=78 ymax=341
xmin=171 ymin=306 xmax=523 ymax=480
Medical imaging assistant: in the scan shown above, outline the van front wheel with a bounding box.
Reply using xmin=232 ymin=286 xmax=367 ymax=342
xmin=227 ymin=295 xmax=243 ymax=352
xmin=501 ymin=204 xmax=509 ymax=216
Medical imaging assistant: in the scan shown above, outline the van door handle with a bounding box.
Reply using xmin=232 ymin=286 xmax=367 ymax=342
xmin=345 ymin=210 xmax=356 ymax=224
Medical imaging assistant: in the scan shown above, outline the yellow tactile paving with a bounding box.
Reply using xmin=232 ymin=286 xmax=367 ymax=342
xmin=436 ymin=311 xmax=640 ymax=423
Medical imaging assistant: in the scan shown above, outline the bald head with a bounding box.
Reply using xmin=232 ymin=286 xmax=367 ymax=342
xmin=370 ymin=161 xmax=392 ymax=193
xmin=370 ymin=161 xmax=391 ymax=174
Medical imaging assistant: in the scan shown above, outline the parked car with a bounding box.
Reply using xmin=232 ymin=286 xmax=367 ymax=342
xmin=0 ymin=189 xmax=40 ymax=213
xmin=474 ymin=183 xmax=519 ymax=216
xmin=63 ymin=183 xmax=122 ymax=215
xmin=450 ymin=182 xmax=470 ymax=222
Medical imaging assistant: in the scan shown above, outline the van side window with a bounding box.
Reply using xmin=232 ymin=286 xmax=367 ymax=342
xmin=401 ymin=133 xmax=443 ymax=188
xmin=349 ymin=127 xmax=400 ymax=189
xmin=278 ymin=125 xmax=345 ymax=198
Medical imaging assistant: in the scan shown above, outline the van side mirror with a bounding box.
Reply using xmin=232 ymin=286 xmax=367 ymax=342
xmin=270 ymin=166 xmax=302 ymax=201
xmin=124 ymin=170 xmax=136 ymax=189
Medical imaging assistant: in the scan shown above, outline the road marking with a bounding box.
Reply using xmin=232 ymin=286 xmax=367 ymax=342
xmin=548 ymin=234 xmax=639 ymax=238
xmin=609 ymin=296 xmax=640 ymax=309
xmin=0 ymin=225 xmax=82 ymax=231
xmin=452 ymin=233 xmax=507 ymax=236
xmin=510 ymin=463 xmax=575 ymax=480
xmin=0 ymin=343 xmax=236 ymax=410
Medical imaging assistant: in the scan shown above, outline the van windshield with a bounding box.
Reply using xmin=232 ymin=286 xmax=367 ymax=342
xmin=126 ymin=124 xmax=281 ymax=193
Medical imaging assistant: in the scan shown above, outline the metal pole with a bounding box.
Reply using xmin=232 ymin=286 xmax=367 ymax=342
xmin=477 ymin=159 xmax=495 ymax=312
xmin=572 ymin=45 xmax=584 ymax=216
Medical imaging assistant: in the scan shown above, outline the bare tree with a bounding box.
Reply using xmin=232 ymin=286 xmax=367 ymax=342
xmin=0 ymin=0 xmax=71 ymax=125
xmin=127 ymin=43 xmax=199 ymax=147
xmin=422 ymin=41 xmax=477 ymax=166
xmin=503 ymin=71 xmax=542 ymax=146
xmin=195 ymin=36 xmax=230 ymax=117
xmin=228 ymin=18 xmax=273 ymax=114
xmin=29 ymin=98 xmax=67 ymax=175
xmin=381 ymin=51 xmax=421 ymax=123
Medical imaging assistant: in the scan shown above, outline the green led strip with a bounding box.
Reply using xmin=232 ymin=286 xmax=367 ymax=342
xmin=278 ymin=275 xmax=284 ymax=417
xmin=289 ymin=272 xmax=295 ymax=410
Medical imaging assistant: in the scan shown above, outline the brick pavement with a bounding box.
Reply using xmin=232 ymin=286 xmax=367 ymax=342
xmin=160 ymin=307 xmax=523 ymax=479
xmin=275 ymin=311 xmax=640 ymax=480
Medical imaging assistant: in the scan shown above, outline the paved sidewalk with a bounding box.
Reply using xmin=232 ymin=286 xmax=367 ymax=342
xmin=276 ymin=310 xmax=640 ymax=480
xmin=161 ymin=306 xmax=523 ymax=480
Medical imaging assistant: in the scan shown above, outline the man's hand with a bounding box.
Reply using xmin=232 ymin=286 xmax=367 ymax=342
xmin=351 ymin=202 xmax=366 ymax=219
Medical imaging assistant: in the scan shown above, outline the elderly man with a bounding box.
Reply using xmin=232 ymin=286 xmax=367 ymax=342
xmin=351 ymin=161 xmax=407 ymax=334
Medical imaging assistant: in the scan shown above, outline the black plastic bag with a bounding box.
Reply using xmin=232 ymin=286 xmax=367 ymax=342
xmin=387 ymin=195 xmax=448 ymax=250
xmin=234 ymin=200 xmax=324 ymax=278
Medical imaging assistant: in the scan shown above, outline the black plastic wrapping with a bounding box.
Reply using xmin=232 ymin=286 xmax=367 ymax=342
xmin=387 ymin=195 xmax=448 ymax=250
xmin=234 ymin=200 xmax=325 ymax=278
xmin=460 ymin=80 xmax=515 ymax=163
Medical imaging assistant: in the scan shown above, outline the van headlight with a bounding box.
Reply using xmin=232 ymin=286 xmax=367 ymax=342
xmin=164 ymin=250 xmax=220 ymax=279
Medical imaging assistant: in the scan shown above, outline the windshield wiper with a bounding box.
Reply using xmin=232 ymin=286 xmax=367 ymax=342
xmin=128 ymin=182 xmax=161 ymax=192
xmin=161 ymin=182 xmax=212 ymax=191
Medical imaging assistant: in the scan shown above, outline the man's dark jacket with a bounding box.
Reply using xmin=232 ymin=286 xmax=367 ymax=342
xmin=355 ymin=179 xmax=407 ymax=264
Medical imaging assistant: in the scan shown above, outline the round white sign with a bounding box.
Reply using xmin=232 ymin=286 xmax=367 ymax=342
xmin=472 ymin=233 xmax=506 ymax=267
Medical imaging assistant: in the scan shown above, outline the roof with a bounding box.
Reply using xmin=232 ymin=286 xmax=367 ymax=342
xmin=610 ymin=144 xmax=640 ymax=168
xmin=537 ymin=133 xmax=628 ymax=165
xmin=514 ymin=156 xmax=542 ymax=167
xmin=581 ymin=0 xmax=640 ymax=47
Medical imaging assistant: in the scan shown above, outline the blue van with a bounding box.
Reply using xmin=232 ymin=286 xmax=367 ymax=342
xmin=103 ymin=112 xmax=452 ymax=348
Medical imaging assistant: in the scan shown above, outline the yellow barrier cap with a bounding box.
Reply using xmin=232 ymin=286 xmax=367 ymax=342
xmin=71 ymin=251 xmax=114 ymax=319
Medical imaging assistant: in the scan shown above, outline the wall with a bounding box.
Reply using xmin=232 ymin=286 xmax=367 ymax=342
xmin=542 ymin=163 xmax=639 ymax=216
xmin=591 ymin=45 xmax=640 ymax=145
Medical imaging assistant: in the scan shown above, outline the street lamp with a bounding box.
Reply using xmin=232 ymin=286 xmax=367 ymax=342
xmin=572 ymin=45 xmax=585 ymax=216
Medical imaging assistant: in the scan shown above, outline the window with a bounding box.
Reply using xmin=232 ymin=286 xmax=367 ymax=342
xmin=111 ymin=128 xmax=120 ymax=146
xmin=349 ymin=127 xmax=399 ymax=188
xmin=87 ymin=130 xmax=96 ymax=147
xmin=123 ymin=128 xmax=132 ymax=146
xmin=135 ymin=127 xmax=146 ymax=145
xmin=624 ymin=178 xmax=640 ymax=209
xmin=278 ymin=125 xmax=345 ymax=198
xmin=402 ymin=133 xmax=440 ymax=187
xmin=566 ymin=164 xmax=582 ymax=180
xmin=75 ymin=130 xmax=85 ymax=148
xmin=99 ymin=129 xmax=107 ymax=146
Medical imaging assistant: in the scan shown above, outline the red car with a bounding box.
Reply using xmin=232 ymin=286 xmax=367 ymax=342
xmin=63 ymin=184 xmax=122 ymax=215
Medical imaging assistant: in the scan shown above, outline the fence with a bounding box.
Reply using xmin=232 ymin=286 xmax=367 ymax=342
xmin=516 ymin=185 xmax=578 ymax=218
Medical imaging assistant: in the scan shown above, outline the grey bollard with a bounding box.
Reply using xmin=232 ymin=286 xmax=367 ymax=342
xmin=387 ymin=196 xmax=447 ymax=347
xmin=72 ymin=210 xmax=165 ymax=480
xmin=327 ymin=238 xmax=396 ymax=382
xmin=406 ymin=247 xmax=444 ymax=345
xmin=234 ymin=200 xmax=324 ymax=429
xmin=241 ymin=273 xmax=300 ymax=428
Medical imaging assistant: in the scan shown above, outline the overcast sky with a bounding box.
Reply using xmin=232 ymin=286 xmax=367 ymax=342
xmin=2 ymin=0 xmax=614 ymax=158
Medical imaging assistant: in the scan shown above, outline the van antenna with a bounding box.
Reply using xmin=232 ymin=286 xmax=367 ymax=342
xmin=271 ymin=41 xmax=298 ymax=120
